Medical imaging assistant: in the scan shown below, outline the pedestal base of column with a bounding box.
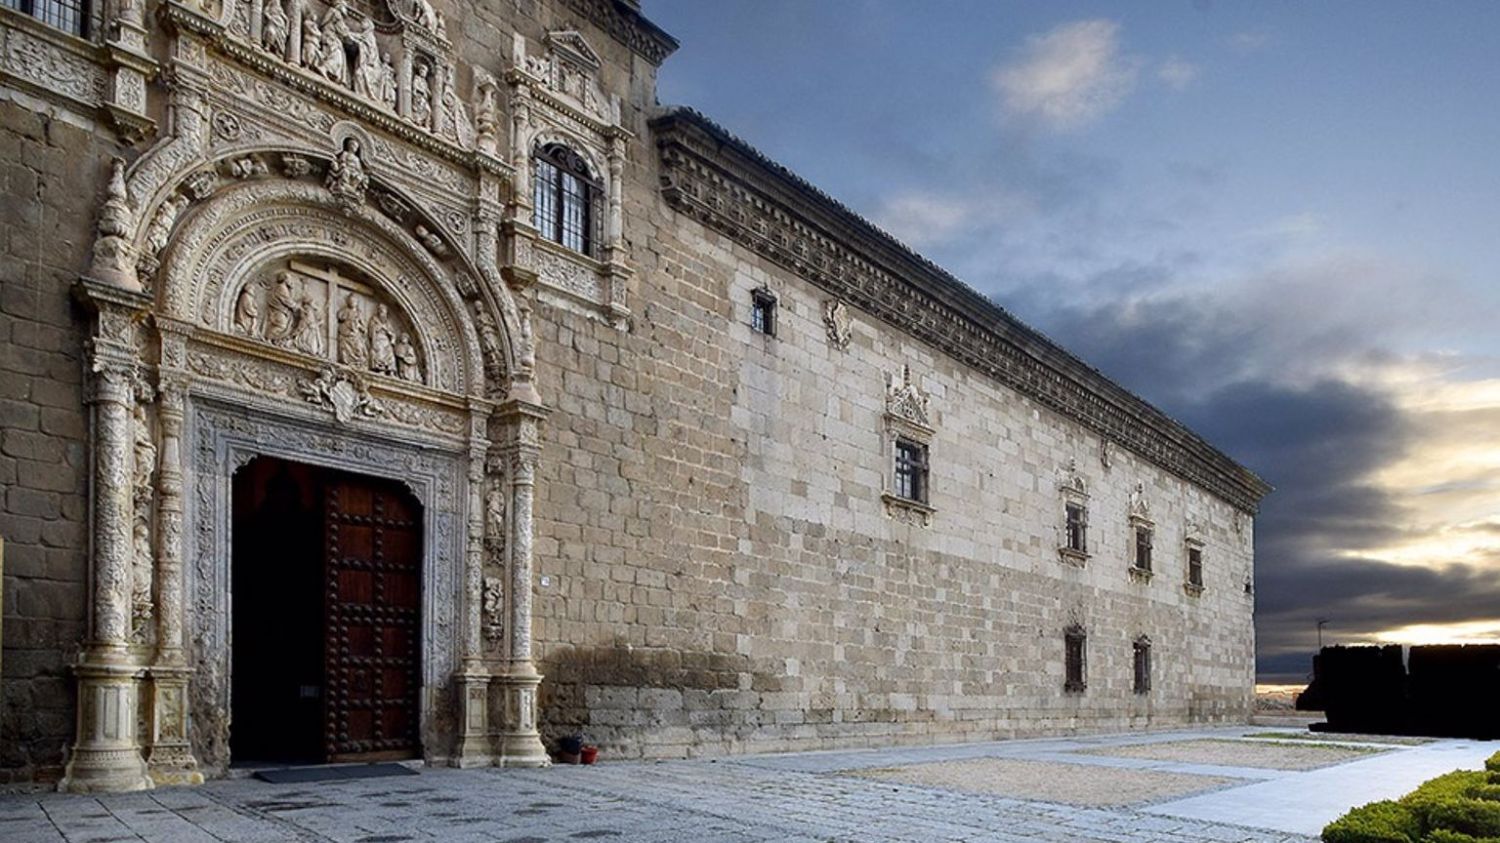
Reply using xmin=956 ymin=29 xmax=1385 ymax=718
xmin=451 ymin=671 xmax=494 ymax=768
xmin=144 ymin=666 xmax=204 ymax=786
xmin=495 ymin=669 xmax=549 ymax=768
xmin=59 ymin=653 xmax=154 ymax=794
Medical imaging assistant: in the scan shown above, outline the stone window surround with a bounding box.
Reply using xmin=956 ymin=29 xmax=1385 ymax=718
xmin=1128 ymin=514 xmax=1154 ymax=582
xmin=1064 ymin=625 xmax=1087 ymax=694
xmin=1058 ymin=473 xmax=1089 ymax=567
xmin=1184 ymin=536 xmax=1206 ymax=597
xmin=749 ymin=285 xmax=777 ymax=337
xmin=880 ymin=404 xmax=935 ymax=527
xmin=1133 ymin=635 xmax=1152 ymax=694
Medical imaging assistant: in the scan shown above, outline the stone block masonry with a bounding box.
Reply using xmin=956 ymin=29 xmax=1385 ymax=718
xmin=0 ymin=95 xmax=122 ymax=782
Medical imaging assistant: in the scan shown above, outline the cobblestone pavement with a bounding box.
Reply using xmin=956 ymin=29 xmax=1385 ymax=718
xmin=4 ymin=727 xmax=1415 ymax=843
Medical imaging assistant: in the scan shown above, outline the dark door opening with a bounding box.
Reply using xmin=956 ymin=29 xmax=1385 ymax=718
xmin=231 ymin=457 xmax=424 ymax=766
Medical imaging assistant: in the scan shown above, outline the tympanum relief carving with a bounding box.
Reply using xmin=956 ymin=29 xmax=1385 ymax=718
xmin=231 ymin=259 xmax=426 ymax=385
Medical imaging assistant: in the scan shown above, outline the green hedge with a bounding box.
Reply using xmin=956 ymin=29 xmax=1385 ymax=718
xmin=1323 ymin=767 xmax=1500 ymax=842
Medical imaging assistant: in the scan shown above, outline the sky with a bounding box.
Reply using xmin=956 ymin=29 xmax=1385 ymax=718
xmin=646 ymin=0 xmax=1500 ymax=684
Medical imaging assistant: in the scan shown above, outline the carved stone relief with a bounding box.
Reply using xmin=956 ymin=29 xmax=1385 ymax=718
xmin=885 ymin=364 xmax=931 ymax=429
xmin=822 ymin=298 xmax=852 ymax=350
xmin=229 ymin=259 xmax=426 ymax=385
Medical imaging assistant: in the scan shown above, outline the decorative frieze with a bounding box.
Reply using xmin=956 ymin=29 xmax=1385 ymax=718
xmin=652 ymin=107 xmax=1271 ymax=514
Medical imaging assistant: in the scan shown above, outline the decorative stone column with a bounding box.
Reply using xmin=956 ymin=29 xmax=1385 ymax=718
xmin=453 ymin=414 xmax=493 ymax=767
xmin=143 ymin=346 xmax=203 ymax=784
xmin=493 ymin=396 xmax=549 ymax=767
xmin=61 ymin=280 xmax=154 ymax=794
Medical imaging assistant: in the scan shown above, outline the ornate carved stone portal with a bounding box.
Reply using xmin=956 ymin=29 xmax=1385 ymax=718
xmin=61 ymin=0 xmax=552 ymax=793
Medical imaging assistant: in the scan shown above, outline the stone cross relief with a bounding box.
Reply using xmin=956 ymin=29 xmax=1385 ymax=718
xmin=233 ymin=261 xmax=426 ymax=387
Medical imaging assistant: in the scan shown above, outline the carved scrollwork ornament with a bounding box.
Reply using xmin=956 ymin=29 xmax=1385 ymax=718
xmin=299 ymin=366 xmax=383 ymax=424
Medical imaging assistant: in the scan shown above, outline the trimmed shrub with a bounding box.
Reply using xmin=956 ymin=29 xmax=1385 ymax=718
xmin=1324 ymin=800 xmax=1422 ymax=843
xmin=1426 ymin=800 xmax=1500 ymax=839
xmin=1470 ymin=784 xmax=1500 ymax=804
xmin=1485 ymin=752 xmax=1500 ymax=775
xmin=1425 ymin=828 xmax=1500 ymax=843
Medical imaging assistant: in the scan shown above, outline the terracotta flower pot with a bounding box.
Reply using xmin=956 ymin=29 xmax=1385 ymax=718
xmin=580 ymin=745 xmax=598 ymax=765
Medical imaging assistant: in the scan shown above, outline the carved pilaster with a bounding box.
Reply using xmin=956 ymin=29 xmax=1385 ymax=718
xmin=62 ymin=279 xmax=154 ymax=794
xmin=102 ymin=0 xmax=158 ymax=140
xmin=493 ymin=396 xmax=548 ymax=767
xmin=452 ymin=414 xmax=492 ymax=766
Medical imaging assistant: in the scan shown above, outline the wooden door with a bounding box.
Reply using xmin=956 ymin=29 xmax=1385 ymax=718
xmin=322 ymin=474 xmax=422 ymax=762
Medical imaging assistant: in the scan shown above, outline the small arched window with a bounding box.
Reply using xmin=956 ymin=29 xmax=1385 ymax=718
xmin=532 ymin=143 xmax=601 ymax=257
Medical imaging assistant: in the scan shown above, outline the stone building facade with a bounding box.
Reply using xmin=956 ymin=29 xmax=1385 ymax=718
xmin=0 ymin=0 xmax=1268 ymax=789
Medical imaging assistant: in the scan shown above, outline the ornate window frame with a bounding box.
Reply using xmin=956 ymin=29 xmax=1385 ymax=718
xmin=1057 ymin=460 xmax=1089 ymax=566
xmin=880 ymin=364 xmax=934 ymax=526
xmin=505 ymin=30 xmax=632 ymax=327
xmin=1064 ymin=624 xmax=1087 ymax=694
xmin=1127 ymin=482 xmax=1154 ymax=582
xmin=1132 ymin=635 xmax=1152 ymax=695
xmin=1184 ymin=521 xmax=1205 ymax=597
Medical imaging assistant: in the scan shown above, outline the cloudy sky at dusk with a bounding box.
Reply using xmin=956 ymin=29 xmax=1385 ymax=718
xmin=648 ymin=0 xmax=1500 ymax=683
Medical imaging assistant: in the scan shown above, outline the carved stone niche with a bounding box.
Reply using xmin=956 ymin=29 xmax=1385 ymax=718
xmin=229 ymin=258 xmax=427 ymax=386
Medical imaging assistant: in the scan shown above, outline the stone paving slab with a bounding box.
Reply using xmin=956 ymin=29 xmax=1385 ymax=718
xmin=1077 ymin=738 xmax=1381 ymax=770
xmin=845 ymin=757 xmax=1238 ymax=807
xmin=0 ymin=729 xmax=1374 ymax=843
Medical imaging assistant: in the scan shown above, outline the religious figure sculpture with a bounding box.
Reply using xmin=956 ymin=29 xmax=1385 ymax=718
xmin=349 ymin=19 xmax=382 ymax=101
xmin=440 ymin=64 xmax=474 ymax=146
xmin=410 ymin=64 xmax=433 ymax=129
xmin=325 ymin=137 xmax=369 ymax=214
xmin=411 ymin=0 xmax=437 ymax=31
xmin=368 ymin=303 xmax=396 ymax=375
xmin=300 ymin=14 xmax=322 ymax=69
xmin=394 ymin=333 xmax=421 ymax=382
xmin=414 ymin=224 xmax=447 ymax=257
xmin=316 ymin=0 xmax=350 ymax=86
xmin=377 ymin=54 xmax=398 ymax=111
xmin=292 ymin=290 xmax=325 ymax=356
xmin=262 ymin=0 xmax=289 ymax=57
xmin=264 ymin=271 xmax=298 ymax=344
xmin=234 ymin=282 xmax=261 ymax=337
xmin=335 ymin=293 xmax=367 ymax=367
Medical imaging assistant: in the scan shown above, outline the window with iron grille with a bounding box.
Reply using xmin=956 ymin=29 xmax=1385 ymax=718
xmin=893 ymin=438 xmax=928 ymax=504
xmin=750 ymin=288 xmax=776 ymax=336
xmin=532 ymin=143 xmax=599 ymax=257
xmin=1133 ymin=637 xmax=1151 ymax=694
xmin=1064 ymin=627 xmax=1086 ymax=693
xmin=3 ymin=0 xmax=89 ymax=36
xmin=1187 ymin=545 xmax=1203 ymax=588
xmin=1133 ymin=525 xmax=1153 ymax=572
xmin=1065 ymin=502 xmax=1087 ymax=553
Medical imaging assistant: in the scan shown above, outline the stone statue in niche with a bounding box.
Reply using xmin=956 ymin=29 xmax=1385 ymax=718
xmin=481 ymin=576 xmax=504 ymax=643
xmin=325 ymin=137 xmax=369 ymax=214
xmin=368 ymin=303 xmax=397 ymax=375
xmin=410 ymin=64 xmax=433 ymax=129
xmin=292 ymin=290 xmax=325 ymax=356
xmin=347 ymin=12 xmax=382 ymax=100
xmin=315 ymin=0 xmax=352 ymax=86
xmin=335 ymin=293 xmax=367 ymax=367
xmin=139 ymin=192 xmax=189 ymax=278
xmin=411 ymin=0 xmax=438 ymax=31
xmin=234 ymin=281 xmax=261 ymax=336
xmin=440 ymin=64 xmax=473 ymax=146
xmin=300 ymin=14 xmax=321 ymax=70
xmin=264 ymin=271 xmax=298 ymax=344
xmin=262 ymin=0 xmax=289 ymax=57
xmin=394 ymin=333 xmax=421 ymax=382
xmin=377 ymin=54 xmax=398 ymax=110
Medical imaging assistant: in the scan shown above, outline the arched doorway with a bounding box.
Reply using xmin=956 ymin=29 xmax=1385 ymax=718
xmin=231 ymin=457 xmax=424 ymax=765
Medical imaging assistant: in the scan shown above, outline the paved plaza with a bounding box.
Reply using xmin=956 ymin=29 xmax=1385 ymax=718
xmin=2 ymin=727 xmax=1494 ymax=842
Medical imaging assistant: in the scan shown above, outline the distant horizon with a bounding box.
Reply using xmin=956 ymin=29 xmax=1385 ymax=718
xmin=648 ymin=0 xmax=1500 ymax=682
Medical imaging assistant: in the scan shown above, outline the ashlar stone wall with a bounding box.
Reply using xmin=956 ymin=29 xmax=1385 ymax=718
xmin=528 ymin=121 xmax=1257 ymax=757
xmin=0 ymin=94 xmax=124 ymax=780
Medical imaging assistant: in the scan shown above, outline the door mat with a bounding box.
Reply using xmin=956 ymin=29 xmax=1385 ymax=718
xmin=254 ymin=763 xmax=420 ymax=784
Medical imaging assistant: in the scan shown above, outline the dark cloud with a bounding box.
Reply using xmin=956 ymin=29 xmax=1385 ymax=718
xmin=995 ymin=283 xmax=1500 ymax=685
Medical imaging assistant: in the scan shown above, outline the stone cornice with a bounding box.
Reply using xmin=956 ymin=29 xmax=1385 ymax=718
xmin=650 ymin=107 xmax=1272 ymax=514
xmin=556 ymin=0 xmax=677 ymax=66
